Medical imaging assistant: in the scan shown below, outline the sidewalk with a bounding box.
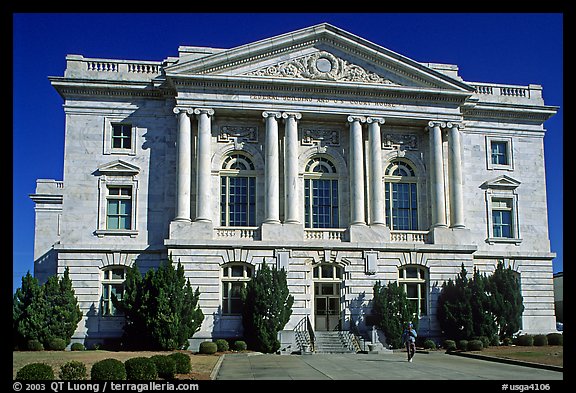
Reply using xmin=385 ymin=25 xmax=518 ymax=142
xmin=214 ymin=351 xmax=563 ymax=380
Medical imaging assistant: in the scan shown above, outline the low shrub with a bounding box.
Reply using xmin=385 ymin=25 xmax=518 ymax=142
xmin=71 ymin=343 xmax=85 ymax=351
xmin=547 ymin=333 xmax=563 ymax=346
xmin=59 ymin=361 xmax=87 ymax=380
xmin=233 ymin=340 xmax=247 ymax=351
xmin=457 ymin=340 xmax=469 ymax=351
xmin=125 ymin=357 xmax=157 ymax=380
xmin=423 ymin=339 xmax=436 ymax=350
xmin=502 ymin=337 xmax=512 ymax=346
xmin=516 ymin=334 xmax=534 ymax=346
xmin=468 ymin=339 xmax=484 ymax=351
xmin=91 ymin=358 xmax=126 ymax=380
xmin=214 ymin=339 xmax=229 ymax=352
xmin=471 ymin=336 xmax=490 ymax=349
xmin=533 ymin=334 xmax=548 ymax=346
xmin=199 ymin=341 xmax=217 ymax=354
xmin=26 ymin=340 xmax=44 ymax=351
xmin=169 ymin=352 xmax=191 ymax=374
xmin=150 ymin=355 xmax=176 ymax=380
xmin=46 ymin=337 xmax=67 ymax=351
xmin=16 ymin=363 xmax=54 ymax=380
xmin=490 ymin=335 xmax=500 ymax=347
xmin=443 ymin=340 xmax=457 ymax=352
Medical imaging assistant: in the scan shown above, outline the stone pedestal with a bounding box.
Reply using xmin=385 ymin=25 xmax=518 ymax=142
xmin=261 ymin=222 xmax=303 ymax=241
xmin=348 ymin=224 xmax=390 ymax=243
xmin=430 ymin=226 xmax=472 ymax=245
xmin=169 ymin=220 xmax=213 ymax=240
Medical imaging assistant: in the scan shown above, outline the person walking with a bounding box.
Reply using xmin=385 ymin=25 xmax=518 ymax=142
xmin=401 ymin=322 xmax=417 ymax=362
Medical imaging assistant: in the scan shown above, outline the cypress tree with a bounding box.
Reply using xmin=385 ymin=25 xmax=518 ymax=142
xmin=488 ymin=261 xmax=524 ymax=339
xmin=436 ymin=264 xmax=474 ymax=341
xmin=13 ymin=272 xmax=45 ymax=349
xmin=241 ymin=262 xmax=294 ymax=353
xmin=469 ymin=268 xmax=498 ymax=339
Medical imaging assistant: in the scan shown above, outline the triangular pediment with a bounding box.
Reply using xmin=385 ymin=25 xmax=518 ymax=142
xmin=97 ymin=160 xmax=140 ymax=175
xmin=482 ymin=175 xmax=521 ymax=190
xmin=165 ymin=23 xmax=474 ymax=92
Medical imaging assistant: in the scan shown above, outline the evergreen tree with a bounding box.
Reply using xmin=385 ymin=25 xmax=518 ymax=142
xmin=469 ymin=268 xmax=498 ymax=339
xmin=436 ymin=264 xmax=474 ymax=341
xmin=114 ymin=256 xmax=204 ymax=350
xmin=488 ymin=261 xmax=524 ymax=339
xmin=13 ymin=272 xmax=45 ymax=349
xmin=372 ymin=280 xmax=417 ymax=348
xmin=241 ymin=262 xmax=294 ymax=353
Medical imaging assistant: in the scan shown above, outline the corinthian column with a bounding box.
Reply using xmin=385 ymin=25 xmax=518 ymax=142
xmin=194 ymin=108 xmax=214 ymax=222
xmin=427 ymin=121 xmax=447 ymax=228
xmin=348 ymin=115 xmax=367 ymax=226
xmin=263 ymin=111 xmax=281 ymax=224
xmin=173 ymin=107 xmax=193 ymax=221
xmin=366 ymin=117 xmax=385 ymax=226
xmin=447 ymin=122 xmax=465 ymax=228
xmin=282 ymin=112 xmax=302 ymax=224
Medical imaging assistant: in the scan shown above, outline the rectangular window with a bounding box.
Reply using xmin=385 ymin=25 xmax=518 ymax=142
xmin=221 ymin=176 xmax=256 ymax=226
xmin=305 ymin=179 xmax=339 ymax=228
xmin=106 ymin=186 xmax=132 ymax=230
xmin=492 ymin=199 xmax=513 ymax=238
xmin=101 ymin=268 xmax=126 ymax=316
xmin=222 ymin=281 xmax=245 ymax=315
xmin=385 ymin=182 xmax=418 ymax=230
xmin=491 ymin=141 xmax=508 ymax=166
xmin=112 ymin=124 xmax=132 ymax=150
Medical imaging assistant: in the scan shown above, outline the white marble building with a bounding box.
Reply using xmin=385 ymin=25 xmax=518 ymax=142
xmin=31 ymin=23 xmax=558 ymax=349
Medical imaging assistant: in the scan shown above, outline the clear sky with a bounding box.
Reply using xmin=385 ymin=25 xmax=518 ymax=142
xmin=12 ymin=13 xmax=563 ymax=292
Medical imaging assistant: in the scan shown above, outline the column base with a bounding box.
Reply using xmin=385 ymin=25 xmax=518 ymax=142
xmin=261 ymin=222 xmax=303 ymax=241
xmin=169 ymin=219 xmax=213 ymax=240
xmin=348 ymin=224 xmax=390 ymax=243
xmin=430 ymin=226 xmax=471 ymax=245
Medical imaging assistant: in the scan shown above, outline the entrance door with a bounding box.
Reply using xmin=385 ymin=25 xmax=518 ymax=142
xmin=314 ymin=282 xmax=340 ymax=331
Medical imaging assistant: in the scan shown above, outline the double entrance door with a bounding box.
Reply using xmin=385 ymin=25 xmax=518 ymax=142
xmin=314 ymin=282 xmax=340 ymax=331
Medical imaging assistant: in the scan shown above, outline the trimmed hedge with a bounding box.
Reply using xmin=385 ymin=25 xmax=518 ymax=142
xmin=423 ymin=339 xmax=436 ymax=350
xmin=71 ymin=342 xmax=85 ymax=351
xmin=468 ymin=340 xmax=484 ymax=351
xmin=233 ymin=340 xmax=247 ymax=351
xmin=169 ymin=352 xmax=191 ymax=374
xmin=214 ymin=339 xmax=229 ymax=352
xmin=547 ymin=333 xmax=563 ymax=346
xmin=533 ymin=334 xmax=548 ymax=346
xmin=91 ymin=358 xmax=126 ymax=380
xmin=457 ymin=340 xmax=469 ymax=351
xmin=26 ymin=339 xmax=44 ymax=351
xmin=443 ymin=340 xmax=457 ymax=351
xmin=46 ymin=337 xmax=67 ymax=351
xmin=199 ymin=341 xmax=217 ymax=354
xmin=59 ymin=361 xmax=87 ymax=380
xmin=16 ymin=363 xmax=54 ymax=380
xmin=502 ymin=337 xmax=512 ymax=346
xmin=516 ymin=334 xmax=534 ymax=346
xmin=150 ymin=355 xmax=176 ymax=380
xmin=125 ymin=357 xmax=157 ymax=380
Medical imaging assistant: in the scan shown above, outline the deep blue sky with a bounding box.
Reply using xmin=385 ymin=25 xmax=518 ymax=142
xmin=12 ymin=13 xmax=563 ymax=291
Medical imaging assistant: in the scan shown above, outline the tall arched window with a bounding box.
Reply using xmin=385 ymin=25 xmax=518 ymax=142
xmin=384 ymin=160 xmax=418 ymax=230
xmin=220 ymin=153 xmax=256 ymax=227
xmin=221 ymin=263 xmax=253 ymax=315
xmin=304 ymin=156 xmax=339 ymax=228
xmin=398 ymin=265 xmax=428 ymax=316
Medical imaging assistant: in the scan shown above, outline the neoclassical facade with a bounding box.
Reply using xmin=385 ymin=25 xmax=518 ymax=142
xmin=31 ymin=23 xmax=558 ymax=349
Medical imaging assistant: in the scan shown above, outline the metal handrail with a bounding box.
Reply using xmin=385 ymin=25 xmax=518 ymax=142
xmin=294 ymin=315 xmax=315 ymax=353
xmin=306 ymin=315 xmax=315 ymax=352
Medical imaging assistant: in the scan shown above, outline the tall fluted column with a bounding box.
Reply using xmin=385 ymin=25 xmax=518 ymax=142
xmin=194 ymin=108 xmax=214 ymax=222
xmin=173 ymin=107 xmax=193 ymax=221
xmin=427 ymin=121 xmax=447 ymax=228
xmin=348 ymin=115 xmax=367 ymax=225
xmin=282 ymin=112 xmax=302 ymax=224
xmin=366 ymin=117 xmax=385 ymax=226
xmin=447 ymin=122 xmax=465 ymax=228
xmin=263 ymin=111 xmax=281 ymax=224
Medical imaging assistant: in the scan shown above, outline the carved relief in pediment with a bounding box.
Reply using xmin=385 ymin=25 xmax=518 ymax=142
xmin=245 ymin=51 xmax=398 ymax=85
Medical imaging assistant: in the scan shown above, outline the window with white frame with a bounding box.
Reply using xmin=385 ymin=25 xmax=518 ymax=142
xmin=486 ymin=194 xmax=521 ymax=244
xmin=106 ymin=186 xmax=132 ymax=230
xmin=221 ymin=263 xmax=253 ymax=315
xmin=384 ymin=159 xmax=419 ymax=230
xmin=220 ymin=153 xmax=256 ymax=227
xmin=304 ymin=156 xmax=339 ymax=228
xmin=101 ymin=267 xmax=127 ymax=316
xmin=104 ymin=118 xmax=136 ymax=156
xmin=398 ymin=265 xmax=428 ymax=316
xmin=486 ymin=136 xmax=513 ymax=171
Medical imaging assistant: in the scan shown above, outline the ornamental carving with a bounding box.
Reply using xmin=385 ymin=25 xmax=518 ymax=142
xmin=382 ymin=134 xmax=418 ymax=150
xmin=302 ymin=128 xmax=340 ymax=146
xmin=246 ymin=51 xmax=397 ymax=85
xmin=218 ymin=126 xmax=258 ymax=143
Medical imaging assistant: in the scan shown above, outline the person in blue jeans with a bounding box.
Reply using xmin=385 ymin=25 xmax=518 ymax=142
xmin=401 ymin=322 xmax=417 ymax=362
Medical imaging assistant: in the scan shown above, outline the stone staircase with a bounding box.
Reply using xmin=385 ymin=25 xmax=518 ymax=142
xmin=313 ymin=331 xmax=356 ymax=354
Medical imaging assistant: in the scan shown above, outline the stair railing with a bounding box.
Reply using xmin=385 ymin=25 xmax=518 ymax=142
xmin=294 ymin=315 xmax=315 ymax=353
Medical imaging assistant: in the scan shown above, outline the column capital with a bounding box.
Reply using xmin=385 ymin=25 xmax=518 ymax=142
xmin=446 ymin=122 xmax=465 ymax=130
xmin=427 ymin=121 xmax=446 ymax=130
xmin=262 ymin=111 xmax=282 ymax=119
xmin=347 ymin=115 xmax=367 ymax=123
xmin=193 ymin=108 xmax=214 ymax=116
xmin=173 ymin=107 xmax=193 ymax=115
xmin=366 ymin=116 xmax=385 ymax=125
xmin=281 ymin=112 xmax=302 ymax=120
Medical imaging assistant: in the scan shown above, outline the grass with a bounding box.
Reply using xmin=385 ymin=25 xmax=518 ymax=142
xmin=468 ymin=345 xmax=563 ymax=367
xmin=13 ymin=350 xmax=221 ymax=380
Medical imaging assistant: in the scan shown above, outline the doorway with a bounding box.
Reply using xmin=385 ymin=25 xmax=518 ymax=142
xmin=314 ymin=282 xmax=341 ymax=331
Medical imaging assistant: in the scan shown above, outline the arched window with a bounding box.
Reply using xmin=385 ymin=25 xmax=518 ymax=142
xmin=385 ymin=160 xmax=418 ymax=230
xmin=220 ymin=152 xmax=256 ymax=227
xmin=101 ymin=267 xmax=127 ymax=316
xmin=221 ymin=263 xmax=254 ymax=315
xmin=398 ymin=265 xmax=428 ymax=316
xmin=304 ymin=156 xmax=339 ymax=228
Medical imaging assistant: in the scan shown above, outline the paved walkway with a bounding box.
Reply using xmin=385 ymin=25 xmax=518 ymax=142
xmin=215 ymin=351 xmax=563 ymax=380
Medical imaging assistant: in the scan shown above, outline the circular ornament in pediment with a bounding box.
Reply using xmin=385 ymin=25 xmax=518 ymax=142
xmin=308 ymin=52 xmax=340 ymax=80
